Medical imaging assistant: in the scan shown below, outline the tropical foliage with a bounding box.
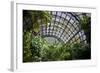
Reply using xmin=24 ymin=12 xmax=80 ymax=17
xmin=23 ymin=10 xmax=52 ymax=62
xmin=23 ymin=11 xmax=91 ymax=62
xmin=23 ymin=31 xmax=33 ymax=62
xmin=79 ymin=14 xmax=91 ymax=44
xmin=23 ymin=36 xmax=90 ymax=62
xmin=23 ymin=10 xmax=52 ymax=33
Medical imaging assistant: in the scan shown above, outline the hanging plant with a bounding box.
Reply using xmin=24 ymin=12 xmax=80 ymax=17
xmin=79 ymin=15 xmax=90 ymax=31
xmin=30 ymin=11 xmax=52 ymax=34
xmin=79 ymin=14 xmax=91 ymax=44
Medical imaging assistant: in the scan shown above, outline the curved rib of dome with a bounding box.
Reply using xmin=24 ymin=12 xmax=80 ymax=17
xmin=39 ymin=11 xmax=90 ymax=44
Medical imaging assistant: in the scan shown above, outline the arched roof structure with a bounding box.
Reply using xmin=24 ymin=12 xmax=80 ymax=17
xmin=39 ymin=11 xmax=90 ymax=44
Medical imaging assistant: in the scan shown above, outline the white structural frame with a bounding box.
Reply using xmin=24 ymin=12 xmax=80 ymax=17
xmin=11 ymin=1 xmax=97 ymax=72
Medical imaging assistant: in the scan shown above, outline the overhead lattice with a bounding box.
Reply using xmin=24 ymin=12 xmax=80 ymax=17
xmin=39 ymin=11 xmax=90 ymax=44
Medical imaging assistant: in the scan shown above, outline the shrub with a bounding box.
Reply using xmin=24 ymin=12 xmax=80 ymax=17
xmin=25 ymin=36 xmax=91 ymax=62
xmin=70 ymin=43 xmax=91 ymax=60
xmin=31 ymin=36 xmax=72 ymax=61
xmin=23 ymin=31 xmax=33 ymax=62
